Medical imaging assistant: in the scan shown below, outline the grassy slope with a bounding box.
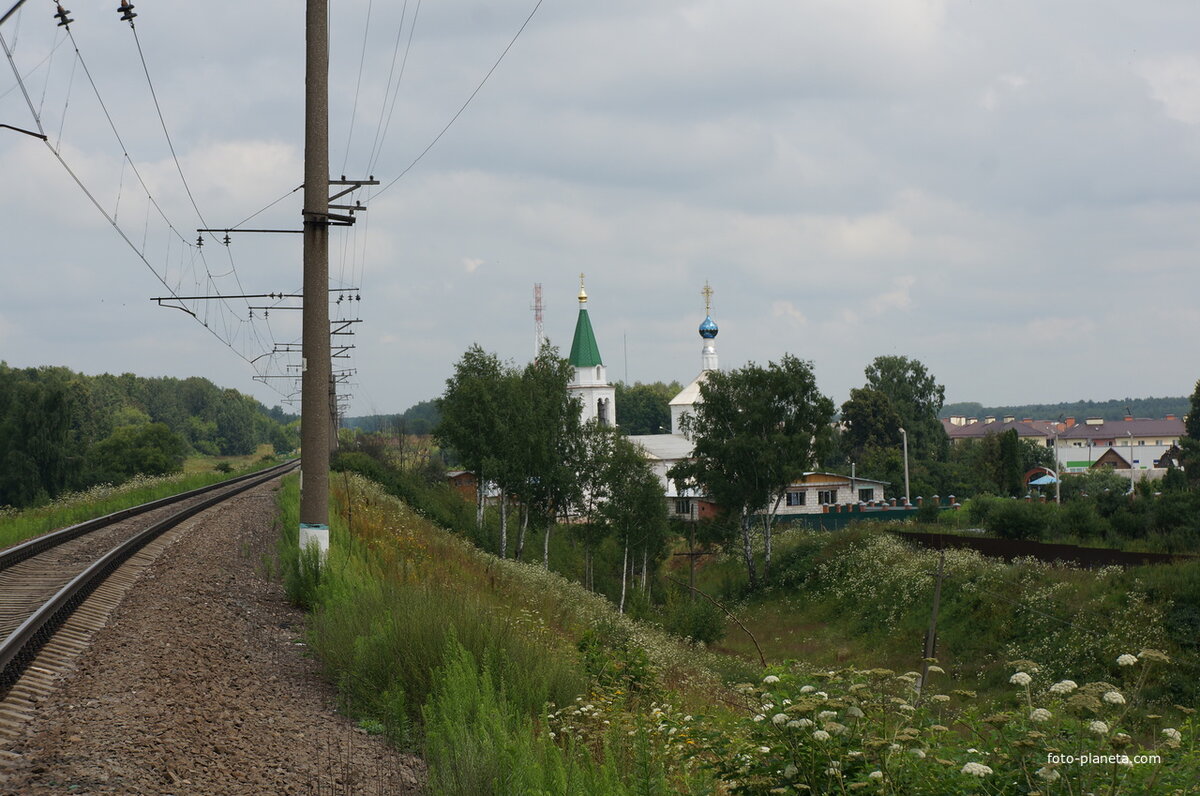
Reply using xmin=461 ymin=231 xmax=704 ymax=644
xmin=280 ymin=472 xmax=1200 ymax=794
xmin=0 ymin=445 xmax=280 ymax=550
xmin=688 ymin=523 xmax=1200 ymax=707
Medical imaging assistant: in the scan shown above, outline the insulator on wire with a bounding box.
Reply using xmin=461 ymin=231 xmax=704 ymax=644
xmin=118 ymin=1 xmax=137 ymax=23
xmin=223 ymin=233 xmax=231 ymax=246
xmin=54 ymin=4 xmax=73 ymax=27
xmin=355 ymin=294 xmax=361 ymax=301
xmin=196 ymin=234 xmax=203 ymax=248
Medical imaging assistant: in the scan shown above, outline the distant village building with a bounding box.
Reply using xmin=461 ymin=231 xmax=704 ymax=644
xmin=943 ymin=413 xmax=1186 ymax=481
xmin=778 ymin=472 xmax=891 ymax=516
xmin=1056 ymin=415 xmax=1184 ymax=476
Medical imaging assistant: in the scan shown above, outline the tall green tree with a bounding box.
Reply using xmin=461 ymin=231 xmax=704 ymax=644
xmin=87 ymin=423 xmax=187 ymax=483
xmin=435 ymin=346 xmax=509 ymax=537
xmin=998 ymin=428 xmax=1024 ymax=497
xmin=510 ymin=345 xmax=582 ymax=564
xmin=614 ymin=381 xmax=680 ymax=435
xmin=863 ymin=355 xmax=947 ymax=461
xmin=840 ymin=386 xmax=902 ymax=461
xmin=670 ymin=354 xmax=835 ymax=588
xmin=597 ymin=434 xmax=668 ymax=613
xmin=1181 ymin=379 xmax=1200 ymax=485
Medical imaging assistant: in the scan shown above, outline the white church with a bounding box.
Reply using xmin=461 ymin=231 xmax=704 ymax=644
xmin=565 ymin=278 xmax=888 ymax=520
xmin=566 ymin=278 xmax=722 ymax=520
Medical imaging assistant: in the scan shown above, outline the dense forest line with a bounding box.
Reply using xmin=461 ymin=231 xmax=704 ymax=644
xmin=942 ymin=396 xmax=1189 ymax=421
xmin=0 ymin=363 xmax=297 ymax=509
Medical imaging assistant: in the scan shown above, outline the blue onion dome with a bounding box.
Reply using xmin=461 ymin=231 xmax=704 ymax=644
xmin=699 ymin=315 xmax=719 ymax=339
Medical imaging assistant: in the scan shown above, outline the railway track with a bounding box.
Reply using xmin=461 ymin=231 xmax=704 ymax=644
xmin=0 ymin=460 xmax=297 ymax=731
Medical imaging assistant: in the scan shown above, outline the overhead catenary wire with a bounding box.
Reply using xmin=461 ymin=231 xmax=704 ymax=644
xmin=365 ymin=0 xmax=420 ymax=177
xmin=338 ymin=0 xmax=372 ymax=177
xmin=1 ymin=17 xmax=290 ymax=395
xmin=373 ymin=0 xmax=545 ymax=200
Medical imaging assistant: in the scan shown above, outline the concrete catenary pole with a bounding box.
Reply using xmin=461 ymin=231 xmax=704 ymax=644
xmin=299 ymin=0 xmax=331 ymax=556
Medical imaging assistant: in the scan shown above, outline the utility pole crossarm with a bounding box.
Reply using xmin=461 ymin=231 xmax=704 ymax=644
xmin=0 ymin=123 xmax=46 ymax=140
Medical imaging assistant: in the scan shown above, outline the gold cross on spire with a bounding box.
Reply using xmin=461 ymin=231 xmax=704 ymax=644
xmin=578 ymin=272 xmax=588 ymax=302
xmin=702 ymin=281 xmax=713 ymax=314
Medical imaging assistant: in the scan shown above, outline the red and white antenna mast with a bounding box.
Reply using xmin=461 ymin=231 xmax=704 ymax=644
xmin=532 ymin=283 xmax=545 ymax=358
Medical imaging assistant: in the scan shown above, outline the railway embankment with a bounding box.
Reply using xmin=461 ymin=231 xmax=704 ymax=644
xmin=0 ymin=475 xmax=423 ymax=794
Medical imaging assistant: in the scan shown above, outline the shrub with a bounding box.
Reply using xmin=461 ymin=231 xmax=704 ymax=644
xmin=985 ymin=499 xmax=1050 ymax=540
xmin=661 ymin=591 xmax=726 ymax=646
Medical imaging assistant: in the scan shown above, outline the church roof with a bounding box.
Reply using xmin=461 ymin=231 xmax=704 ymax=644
xmin=669 ymin=371 xmax=708 ymax=407
xmin=568 ymin=307 xmax=603 ymax=367
xmin=628 ymin=433 xmax=694 ymax=461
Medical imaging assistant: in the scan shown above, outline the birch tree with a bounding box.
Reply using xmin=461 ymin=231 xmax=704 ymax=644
xmin=670 ymin=354 xmax=834 ymax=589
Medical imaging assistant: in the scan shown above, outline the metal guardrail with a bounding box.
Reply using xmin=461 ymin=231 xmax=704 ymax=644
xmin=0 ymin=460 xmax=298 ymax=693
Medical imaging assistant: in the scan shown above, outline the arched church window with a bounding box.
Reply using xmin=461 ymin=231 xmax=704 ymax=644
xmin=596 ymin=365 xmax=602 ymax=381
xmin=598 ymin=397 xmax=608 ymax=426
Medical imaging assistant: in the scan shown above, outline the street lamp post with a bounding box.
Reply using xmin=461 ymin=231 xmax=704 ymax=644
xmin=1051 ymin=430 xmax=1061 ymax=505
xmin=899 ymin=427 xmax=910 ymax=506
xmin=1127 ymin=431 xmax=1136 ymax=494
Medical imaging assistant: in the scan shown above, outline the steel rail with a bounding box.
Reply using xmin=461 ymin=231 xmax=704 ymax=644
xmin=0 ymin=459 xmax=297 ymax=572
xmin=0 ymin=460 xmax=298 ymax=693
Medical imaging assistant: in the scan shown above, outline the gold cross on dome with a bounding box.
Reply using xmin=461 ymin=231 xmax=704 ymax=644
xmin=578 ymin=272 xmax=587 ymax=302
xmin=702 ymin=281 xmax=713 ymax=313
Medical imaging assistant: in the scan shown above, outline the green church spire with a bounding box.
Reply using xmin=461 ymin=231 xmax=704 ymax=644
xmin=568 ymin=273 xmax=603 ymax=367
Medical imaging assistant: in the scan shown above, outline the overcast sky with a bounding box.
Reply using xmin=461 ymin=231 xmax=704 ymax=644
xmin=3 ymin=0 xmax=1199 ymax=417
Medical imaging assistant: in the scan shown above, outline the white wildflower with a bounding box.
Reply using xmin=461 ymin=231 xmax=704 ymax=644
xmin=763 ymin=675 xmax=781 ymax=684
xmin=817 ymin=710 xmax=838 ymax=720
xmin=753 ymin=714 xmax=766 ymax=722
xmin=961 ymin=762 xmax=993 ymax=777
xmin=927 ymin=665 xmax=945 ymax=674
xmin=772 ymin=713 xmax=788 ymax=726
xmin=868 ymin=770 xmax=884 ymax=780
xmin=1010 ymin=672 xmax=1032 ymax=686
xmin=910 ymin=748 xmax=926 ymax=758
xmin=786 ymin=720 xmax=802 ymax=728
xmin=1030 ymin=708 xmax=1052 ymax=722
xmin=1117 ymin=654 xmax=1138 ymax=667
xmin=1162 ymin=728 xmax=1182 ymax=745
xmin=758 ymin=746 xmax=771 ymax=753
xmin=846 ymin=706 xmax=864 ymax=718
xmin=1103 ymin=691 xmax=1126 ymax=705
xmin=812 ymin=730 xmax=831 ymax=742
xmin=1036 ymin=765 xmax=1060 ymax=782
xmin=931 ymin=694 xmax=951 ymax=703
xmin=1049 ymin=680 xmax=1077 ymax=694
xmin=1089 ymin=720 xmax=1109 ymax=734
xmin=815 ymin=691 xmax=829 ymax=699
xmin=800 ymin=685 xmax=816 ymax=694
xmin=783 ymin=764 xmax=798 ymax=778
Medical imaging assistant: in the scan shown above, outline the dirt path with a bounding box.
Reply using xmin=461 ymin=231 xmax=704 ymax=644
xmin=0 ymin=478 xmax=424 ymax=795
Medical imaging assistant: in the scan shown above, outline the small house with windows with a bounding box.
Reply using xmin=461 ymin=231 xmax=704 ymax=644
xmin=776 ymin=472 xmax=890 ymax=516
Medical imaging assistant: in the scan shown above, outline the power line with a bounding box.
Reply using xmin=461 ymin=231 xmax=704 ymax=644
xmin=2 ymin=16 xmax=291 ymax=395
xmin=365 ymin=0 xmax=419 ymax=176
xmin=374 ymin=0 xmax=545 ymax=199
xmin=339 ymin=0 xmax=372 ymax=176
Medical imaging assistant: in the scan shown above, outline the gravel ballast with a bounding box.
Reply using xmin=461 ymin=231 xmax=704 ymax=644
xmin=0 ymin=478 xmax=424 ymax=795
